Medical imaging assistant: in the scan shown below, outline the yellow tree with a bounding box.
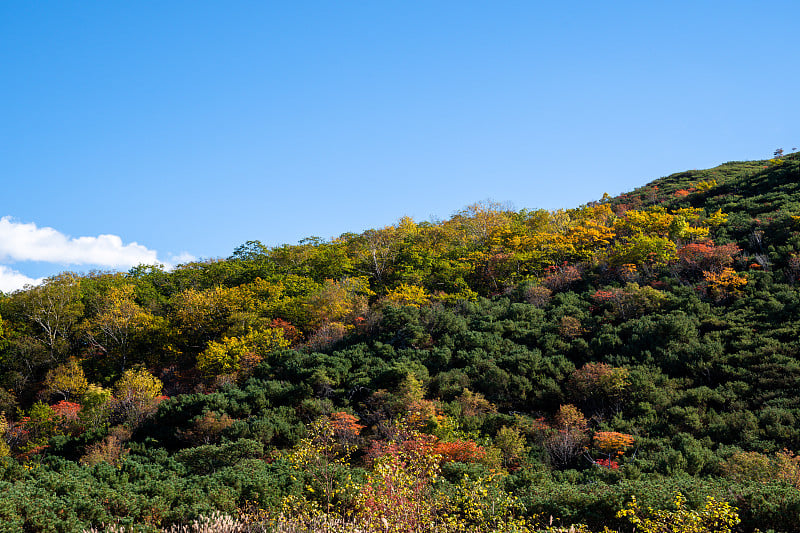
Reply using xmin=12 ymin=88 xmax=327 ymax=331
xmin=611 ymin=234 xmax=677 ymax=268
xmin=87 ymin=284 xmax=164 ymax=371
xmin=704 ymin=268 xmax=747 ymax=301
xmin=303 ymin=276 xmax=372 ymax=330
xmin=240 ymin=274 xmax=321 ymax=330
xmin=694 ymin=179 xmax=717 ymax=192
xmin=518 ymin=205 xmax=615 ymax=269
xmin=384 ymin=283 xmax=430 ymax=308
xmin=0 ymin=413 xmax=9 ymax=458
xmin=170 ymin=285 xmax=259 ymax=349
xmin=453 ymin=201 xmax=513 ymax=246
xmin=42 ymin=359 xmax=88 ymax=401
xmin=705 ymin=209 xmax=728 ymax=228
xmin=197 ymin=327 xmax=290 ymax=376
xmin=615 ymin=207 xmax=675 ymax=240
xmin=618 ymin=493 xmax=739 ymax=533
xmin=669 ymin=207 xmax=710 ymax=242
xmin=287 ymin=414 xmax=360 ymax=514
xmin=566 ymin=219 xmax=616 ymax=261
xmin=112 ymin=368 xmax=163 ymax=427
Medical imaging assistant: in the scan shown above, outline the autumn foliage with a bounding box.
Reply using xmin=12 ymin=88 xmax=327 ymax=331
xmin=593 ymin=431 xmax=634 ymax=456
xmin=0 ymin=155 xmax=798 ymax=530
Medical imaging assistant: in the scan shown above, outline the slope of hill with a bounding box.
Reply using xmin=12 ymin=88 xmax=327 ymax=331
xmin=1 ymin=153 xmax=800 ymax=532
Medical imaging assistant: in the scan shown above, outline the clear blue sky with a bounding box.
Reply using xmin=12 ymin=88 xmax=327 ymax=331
xmin=1 ymin=1 xmax=798 ymax=290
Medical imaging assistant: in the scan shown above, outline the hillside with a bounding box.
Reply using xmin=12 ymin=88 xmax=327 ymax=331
xmin=1 ymin=153 xmax=800 ymax=532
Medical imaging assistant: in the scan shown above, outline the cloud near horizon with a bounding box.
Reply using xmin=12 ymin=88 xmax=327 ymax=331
xmin=0 ymin=265 xmax=43 ymax=293
xmin=0 ymin=216 xmax=159 ymax=266
xmin=0 ymin=217 xmax=195 ymax=292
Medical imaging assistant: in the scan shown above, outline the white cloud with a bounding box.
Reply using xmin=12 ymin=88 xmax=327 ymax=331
xmin=0 ymin=217 xmax=201 ymax=292
xmin=166 ymin=251 xmax=197 ymax=266
xmin=0 ymin=265 xmax=43 ymax=293
xmin=0 ymin=216 xmax=159 ymax=267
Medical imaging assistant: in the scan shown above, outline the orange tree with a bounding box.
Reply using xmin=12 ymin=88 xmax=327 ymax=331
xmin=591 ymin=431 xmax=634 ymax=469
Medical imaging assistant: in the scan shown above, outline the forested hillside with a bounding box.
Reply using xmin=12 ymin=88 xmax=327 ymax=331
xmin=2 ymin=153 xmax=800 ymax=532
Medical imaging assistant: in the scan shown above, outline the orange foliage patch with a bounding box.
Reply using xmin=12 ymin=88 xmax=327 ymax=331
xmin=365 ymin=433 xmax=438 ymax=463
xmin=677 ymin=241 xmax=740 ymax=274
xmin=593 ymin=431 xmax=634 ymax=455
xmin=270 ymin=318 xmax=304 ymax=345
xmin=51 ymin=400 xmax=81 ymax=420
xmin=330 ymin=412 xmax=365 ymax=437
xmin=703 ymin=267 xmax=748 ymax=299
xmin=432 ymin=439 xmax=486 ymax=463
xmin=367 ymin=432 xmax=485 ymax=466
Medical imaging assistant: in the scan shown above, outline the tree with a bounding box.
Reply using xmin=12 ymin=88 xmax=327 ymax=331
xmin=231 ymin=240 xmax=269 ymax=261
xmin=20 ymin=401 xmax=58 ymax=452
xmin=79 ymin=425 xmax=130 ymax=466
xmin=197 ymin=327 xmax=290 ymax=376
xmin=79 ymin=384 xmax=112 ymax=429
xmin=384 ymin=283 xmax=430 ymax=308
xmin=559 ymin=316 xmax=582 ymax=339
xmin=288 ymin=415 xmax=358 ymax=514
xmin=304 ymin=277 xmax=372 ymax=330
xmin=169 ymin=285 xmax=255 ymax=349
xmin=612 ymin=235 xmax=677 ymax=268
xmin=356 ymin=226 xmax=400 ymax=286
xmin=329 ymin=411 xmax=365 ymax=450
xmin=0 ymin=413 xmax=9 ymax=458
xmin=592 ymin=431 xmax=634 ymax=465
xmin=591 ymin=283 xmax=665 ymax=321
xmin=694 ymin=179 xmax=717 ymax=193
xmin=543 ymin=265 xmax=582 ymax=291
xmin=178 ymin=411 xmax=235 ymax=445
xmin=358 ymin=423 xmax=442 ymax=532
xmin=494 ymin=425 xmax=528 ymax=470
xmin=86 ymin=284 xmax=163 ymax=371
xmin=112 ymin=368 xmax=163 ymax=427
xmin=15 ymin=273 xmax=83 ymax=362
xmin=457 ymin=389 xmax=496 ymax=417
xmin=569 ymin=362 xmax=630 ymax=411
xmin=453 ymin=201 xmax=513 ymax=246
xmin=703 ymin=268 xmax=747 ymax=301
xmin=545 ymin=404 xmax=590 ymax=468
xmin=42 ymin=359 xmax=88 ymax=402
xmin=616 ymin=208 xmax=675 ymax=238
xmin=524 ymin=285 xmax=552 ymax=307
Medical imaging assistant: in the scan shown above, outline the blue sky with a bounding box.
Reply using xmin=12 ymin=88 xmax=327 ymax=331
xmin=1 ymin=1 xmax=798 ymax=291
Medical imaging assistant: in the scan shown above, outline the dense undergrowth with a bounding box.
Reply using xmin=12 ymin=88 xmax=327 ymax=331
xmin=1 ymin=152 xmax=800 ymax=531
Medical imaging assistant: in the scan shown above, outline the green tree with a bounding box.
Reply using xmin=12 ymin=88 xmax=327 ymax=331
xmin=14 ymin=273 xmax=84 ymax=362
xmin=494 ymin=425 xmax=529 ymax=470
